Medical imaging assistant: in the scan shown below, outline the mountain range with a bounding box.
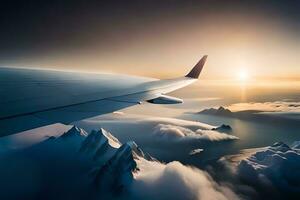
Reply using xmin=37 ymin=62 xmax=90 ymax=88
xmin=0 ymin=125 xmax=152 ymax=200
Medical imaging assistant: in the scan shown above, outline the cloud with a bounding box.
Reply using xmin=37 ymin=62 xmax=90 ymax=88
xmin=79 ymin=115 xmax=238 ymax=142
xmin=226 ymin=101 xmax=300 ymax=120
xmin=189 ymin=149 xmax=204 ymax=155
xmin=76 ymin=116 xmax=238 ymax=162
xmin=153 ymin=124 xmax=238 ymax=141
xmin=131 ymin=159 xmax=240 ymax=200
xmin=227 ymin=101 xmax=300 ymax=113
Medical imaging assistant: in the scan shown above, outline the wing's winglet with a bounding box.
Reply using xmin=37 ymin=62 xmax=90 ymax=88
xmin=185 ymin=55 xmax=207 ymax=79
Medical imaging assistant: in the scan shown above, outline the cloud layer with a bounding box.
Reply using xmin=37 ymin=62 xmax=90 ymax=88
xmin=153 ymin=123 xmax=237 ymax=141
xmin=227 ymin=101 xmax=300 ymax=112
xmin=78 ymin=115 xmax=238 ymax=143
xmin=221 ymin=101 xmax=300 ymax=121
xmin=131 ymin=159 xmax=240 ymax=200
xmin=76 ymin=116 xmax=238 ymax=163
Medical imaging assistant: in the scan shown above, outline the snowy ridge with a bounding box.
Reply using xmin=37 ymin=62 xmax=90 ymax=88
xmin=79 ymin=128 xmax=122 ymax=162
xmin=93 ymin=141 xmax=138 ymax=192
xmin=92 ymin=140 xmax=156 ymax=193
xmin=0 ymin=124 xmax=242 ymax=200
xmin=59 ymin=126 xmax=151 ymax=193
xmin=60 ymin=125 xmax=88 ymax=138
xmin=237 ymin=141 xmax=300 ymax=193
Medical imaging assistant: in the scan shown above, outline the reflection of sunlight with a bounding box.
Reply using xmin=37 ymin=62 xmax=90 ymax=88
xmin=240 ymin=84 xmax=247 ymax=102
xmin=236 ymin=69 xmax=250 ymax=101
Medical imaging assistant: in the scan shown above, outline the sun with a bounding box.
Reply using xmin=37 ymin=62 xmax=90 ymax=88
xmin=237 ymin=69 xmax=249 ymax=81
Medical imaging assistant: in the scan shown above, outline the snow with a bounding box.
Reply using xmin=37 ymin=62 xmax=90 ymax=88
xmin=0 ymin=124 xmax=242 ymax=199
xmin=60 ymin=125 xmax=88 ymax=138
xmin=189 ymin=148 xmax=204 ymax=155
xmin=100 ymin=128 xmax=121 ymax=148
xmin=236 ymin=141 xmax=300 ymax=193
xmin=291 ymin=141 xmax=300 ymax=149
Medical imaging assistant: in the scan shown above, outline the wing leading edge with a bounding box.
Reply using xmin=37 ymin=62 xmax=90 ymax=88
xmin=0 ymin=56 xmax=207 ymax=136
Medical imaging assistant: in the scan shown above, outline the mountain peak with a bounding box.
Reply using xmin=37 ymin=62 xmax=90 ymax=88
xmin=99 ymin=128 xmax=121 ymax=148
xmin=60 ymin=125 xmax=88 ymax=139
xmin=199 ymin=106 xmax=232 ymax=116
xmin=92 ymin=138 xmax=157 ymax=193
xmin=291 ymin=141 xmax=300 ymax=149
xmin=124 ymin=141 xmax=152 ymax=160
xmin=212 ymin=124 xmax=232 ymax=132
xmin=93 ymin=141 xmax=139 ymax=192
xmin=79 ymin=128 xmax=121 ymax=158
xmin=271 ymin=141 xmax=291 ymax=152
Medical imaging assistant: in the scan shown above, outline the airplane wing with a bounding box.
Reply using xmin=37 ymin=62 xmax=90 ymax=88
xmin=0 ymin=55 xmax=207 ymax=136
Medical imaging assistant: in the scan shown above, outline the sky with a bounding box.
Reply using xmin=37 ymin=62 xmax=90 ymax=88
xmin=1 ymin=0 xmax=300 ymax=88
xmin=1 ymin=2 xmax=300 ymax=198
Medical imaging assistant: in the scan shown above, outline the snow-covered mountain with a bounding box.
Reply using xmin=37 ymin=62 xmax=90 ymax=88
xmin=220 ymin=141 xmax=300 ymax=200
xmin=237 ymin=141 xmax=300 ymax=194
xmin=60 ymin=125 xmax=88 ymax=139
xmin=0 ymin=125 xmax=152 ymax=200
xmin=66 ymin=126 xmax=151 ymax=193
xmin=199 ymin=106 xmax=233 ymax=116
xmin=2 ymin=124 xmax=298 ymax=200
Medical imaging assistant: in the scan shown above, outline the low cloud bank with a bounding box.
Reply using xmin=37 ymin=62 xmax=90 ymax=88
xmin=153 ymin=124 xmax=238 ymax=141
xmin=200 ymin=101 xmax=300 ymax=121
xmin=227 ymin=101 xmax=300 ymax=112
xmin=131 ymin=160 xmax=240 ymax=200
xmin=77 ymin=116 xmax=238 ymax=163
xmin=79 ymin=116 xmax=238 ymax=143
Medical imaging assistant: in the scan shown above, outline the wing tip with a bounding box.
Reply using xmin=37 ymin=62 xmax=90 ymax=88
xmin=185 ymin=55 xmax=208 ymax=79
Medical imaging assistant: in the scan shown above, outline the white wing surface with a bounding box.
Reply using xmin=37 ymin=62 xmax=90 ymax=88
xmin=0 ymin=56 xmax=207 ymax=136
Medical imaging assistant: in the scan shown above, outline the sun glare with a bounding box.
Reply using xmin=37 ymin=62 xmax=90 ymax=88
xmin=237 ymin=69 xmax=249 ymax=81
